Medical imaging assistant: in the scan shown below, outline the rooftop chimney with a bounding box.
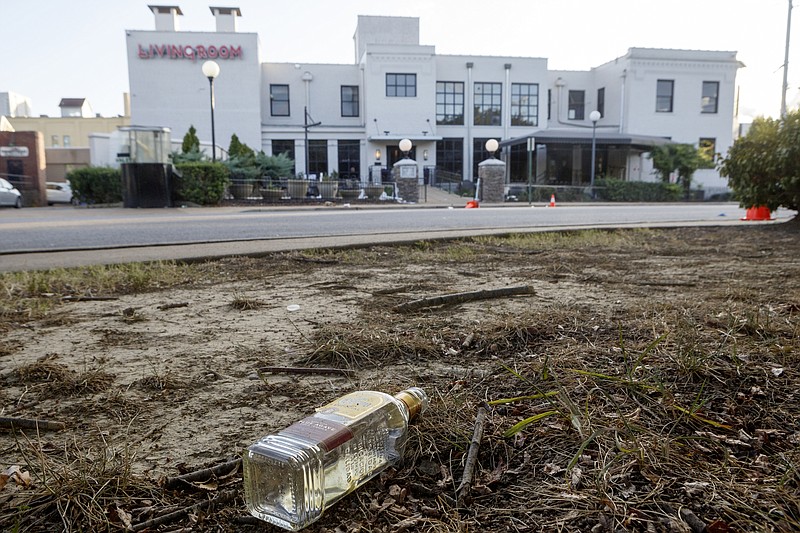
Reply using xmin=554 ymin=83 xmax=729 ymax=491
xmin=149 ymin=5 xmax=183 ymax=32
xmin=210 ymin=6 xmax=241 ymax=32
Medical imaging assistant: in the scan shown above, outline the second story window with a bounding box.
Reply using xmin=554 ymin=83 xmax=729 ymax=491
xmin=386 ymin=73 xmax=416 ymax=97
xmin=270 ymin=84 xmax=290 ymax=116
xmin=474 ymin=82 xmax=502 ymax=126
xmin=702 ymin=81 xmax=719 ymax=114
xmin=656 ymin=80 xmax=674 ymax=113
xmin=568 ymin=90 xmax=585 ymax=120
xmin=341 ymin=86 xmax=359 ymax=117
xmin=597 ymin=87 xmax=605 ymax=118
xmin=51 ymin=135 xmax=59 ymax=147
xmin=511 ymin=83 xmax=539 ymax=126
xmin=436 ymin=81 xmax=464 ymax=125
xmin=63 ymin=135 xmax=71 ymax=147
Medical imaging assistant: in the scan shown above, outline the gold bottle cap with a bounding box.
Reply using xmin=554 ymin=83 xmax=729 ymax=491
xmin=395 ymin=387 xmax=429 ymax=420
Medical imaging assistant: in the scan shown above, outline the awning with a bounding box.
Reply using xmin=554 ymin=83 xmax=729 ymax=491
xmin=368 ymin=134 xmax=442 ymax=142
xmin=500 ymin=129 xmax=672 ymax=150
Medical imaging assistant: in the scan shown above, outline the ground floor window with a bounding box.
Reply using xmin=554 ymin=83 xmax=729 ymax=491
xmin=271 ymin=139 xmax=295 ymax=176
xmin=472 ymin=137 xmax=493 ymax=179
xmin=337 ymin=140 xmax=360 ymax=179
xmin=308 ymin=140 xmax=327 ymax=178
xmin=436 ymin=138 xmax=463 ymax=177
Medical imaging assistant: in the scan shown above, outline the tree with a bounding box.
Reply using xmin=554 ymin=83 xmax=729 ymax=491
xmin=181 ymin=125 xmax=200 ymax=154
xmin=228 ymin=134 xmax=254 ymax=160
xmin=648 ymin=143 xmax=702 ymax=199
xmin=720 ymin=110 xmax=800 ymax=217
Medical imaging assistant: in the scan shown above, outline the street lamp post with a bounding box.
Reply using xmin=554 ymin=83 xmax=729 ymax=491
xmin=201 ymin=60 xmax=220 ymax=162
xmin=589 ymin=110 xmax=601 ymax=195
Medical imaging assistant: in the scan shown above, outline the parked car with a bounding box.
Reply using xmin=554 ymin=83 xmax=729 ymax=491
xmin=46 ymin=181 xmax=75 ymax=205
xmin=0 ymin=178 xmax=22 ymax=208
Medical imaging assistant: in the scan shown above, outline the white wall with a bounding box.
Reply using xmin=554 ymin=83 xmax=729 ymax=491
xmin=126 ymin=31 xmax=262 ymax=151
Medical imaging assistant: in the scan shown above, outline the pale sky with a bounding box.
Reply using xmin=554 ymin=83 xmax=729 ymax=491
xmin=2 ymin=0 xmax=798 ymax=121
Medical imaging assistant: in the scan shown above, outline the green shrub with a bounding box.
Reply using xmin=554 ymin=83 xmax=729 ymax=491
xmin=595 ymin=178 xmax=682 ymax=202
xmin=174 ymin=162 xmax=229 ymax=205
xmin=67 ymin=167 xmax=122 ymax=205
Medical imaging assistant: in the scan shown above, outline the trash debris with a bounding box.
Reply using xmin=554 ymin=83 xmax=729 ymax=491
xmin=243 ymin=388 xmax=428 ymax=530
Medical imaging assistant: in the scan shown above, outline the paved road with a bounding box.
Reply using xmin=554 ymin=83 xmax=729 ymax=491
xmin=0 ymin=202 xmax=793 ymax=272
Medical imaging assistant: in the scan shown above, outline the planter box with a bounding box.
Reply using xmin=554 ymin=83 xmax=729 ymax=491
xmin=286 ymin=179 xmax=308 ymax=199
xmin=230 ymin=182 xmax=255 ymax=199
xmin=318 ymin=181 xmax=339 ymax=199
xmin=339 ymin=189 xmax=361 ymax=200
xmin=364 ymin=185 xmax=384 ymax=199
xmin=260 ymin=188 xmax=284 ymax=201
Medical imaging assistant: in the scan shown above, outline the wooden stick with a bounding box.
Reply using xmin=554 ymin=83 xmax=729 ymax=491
xmin=257 ymin=366 xmax=356 ymax=376
xmin=393 ymin=285 xmax=536 ymax=313
xmin=163 ymin=458 xmax=242 ymax=490
xmin=131 ymin=490 xmax=237 ymax=531
xmin=679 ymin=507 xmax=707 ymax=533
xmin=158 ymin=302 xmax=189 ymax=310
xmin=61 ymin=295 xmax=119 ymax=302
xmin=456 ymin=406 xmax=487 ymax=506
xmin=0 ymin=416 xmax=65 ymax=431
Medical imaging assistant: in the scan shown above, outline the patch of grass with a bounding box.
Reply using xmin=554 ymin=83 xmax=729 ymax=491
xmin=229 ymin=291 xmax=264 ymax=310
xmin=1 ymin=434 xmax=157 ymax=532
xmin=0 ymin=261 xmax=201 ymax=321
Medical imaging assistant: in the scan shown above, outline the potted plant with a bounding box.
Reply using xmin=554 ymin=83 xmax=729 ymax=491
xmin=260 ymin=179 xmax=285 ymax=201
xmin=225 ymin=154 xmax=259 ymax=199
xmin=286 ymin=173 xmax=308 ymax=199
xmin=318 ymin=171 xmax=340 ymax=199
xmin=364 ymin=183 xmax=384 ymax=200
xmin=339 ymin=178 xmax=361 ymax=200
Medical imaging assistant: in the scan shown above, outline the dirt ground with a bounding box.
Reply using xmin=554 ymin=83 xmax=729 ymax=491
xmin=1 ymin=222 xmax=799 ymax=532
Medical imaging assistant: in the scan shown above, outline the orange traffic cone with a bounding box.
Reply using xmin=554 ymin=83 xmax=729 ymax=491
xmin=549 ymin=194 xmax=556 ymax=207
xmin=740 ymin=206 xmax=773 ymax=221
xmin=465 ymin=199 xmax=479 ymax=208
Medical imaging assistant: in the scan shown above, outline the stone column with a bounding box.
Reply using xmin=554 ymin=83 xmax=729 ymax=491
xmin=478 ymin=157 xmax=506 ymax=203
xmin=393 ymin=158 xmax=419 ymax=203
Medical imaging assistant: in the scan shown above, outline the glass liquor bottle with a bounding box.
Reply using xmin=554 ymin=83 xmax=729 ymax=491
xmin=242 ymin=387 xmax=428 ymax=531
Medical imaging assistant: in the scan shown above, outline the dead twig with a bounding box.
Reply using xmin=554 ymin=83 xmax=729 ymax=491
xmin=679 ymin=507 xmax=708 ymax=533
xmin=456 ymin=406 xmax=487 ymax=506
xmin=393 ymin=285 xmax=536 ymax=313
xmin=130 ymin=490 xmax=237 ymax=531
xmin=158 ymin=302 xmax=189 ymax=310
xmin=61 ymin=295 xmax=119 ymax=302
xmin=163 ymin=458 xmax=242 ymax=490
xmin=257 ymin=366 xmax=356 ymax=376
xmin=0 ymin=416 xmax=65 ymax=431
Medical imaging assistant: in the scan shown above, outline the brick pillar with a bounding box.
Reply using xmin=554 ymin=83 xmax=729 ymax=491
xmin=393 ymin=158 xmax=419 ymax=203
xmin=478 ymin=157 xmax=506 ymax=203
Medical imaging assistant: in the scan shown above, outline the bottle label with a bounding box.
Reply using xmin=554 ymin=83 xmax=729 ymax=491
xmin=317 ymin=391 xmax=387 ymax=419
xmin=280 ymin=417 xmax=353 ymax=452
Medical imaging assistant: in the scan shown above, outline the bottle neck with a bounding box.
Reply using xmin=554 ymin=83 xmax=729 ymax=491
xmin=394 ymin=388 xmax=428 ymax=421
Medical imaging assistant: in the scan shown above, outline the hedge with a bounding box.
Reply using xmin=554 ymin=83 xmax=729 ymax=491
xmin=595 ymin=178 xmax=682 ymax=202
xmin=67 ymin=167 xmax=122 ymax=205
xmin=173 ymin=162 xmax=229 ymax=205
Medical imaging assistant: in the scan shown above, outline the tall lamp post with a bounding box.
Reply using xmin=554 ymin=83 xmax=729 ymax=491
xmin=589 ymin=110 xmax=601 ymax=194
xmin=202 ymin=60 xmax=220 ymax=162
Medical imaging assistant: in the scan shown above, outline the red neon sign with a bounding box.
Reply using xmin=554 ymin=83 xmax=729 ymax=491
xmin=138 ymin=44 xmax=243 ymax=60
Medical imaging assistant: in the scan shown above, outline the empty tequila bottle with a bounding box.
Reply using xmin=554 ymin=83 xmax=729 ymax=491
xmin=243 ymin=387 xmax=428 ymax=531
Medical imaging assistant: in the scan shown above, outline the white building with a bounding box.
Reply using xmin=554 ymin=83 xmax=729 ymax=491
xmin=125 ymin=5 xmax=742 ymax=194
xmin=0 ymin=92 xmax=33 ymax=118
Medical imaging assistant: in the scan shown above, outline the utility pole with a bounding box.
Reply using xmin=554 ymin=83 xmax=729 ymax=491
xmin=781 ymin=0 xmax=793 ymax=117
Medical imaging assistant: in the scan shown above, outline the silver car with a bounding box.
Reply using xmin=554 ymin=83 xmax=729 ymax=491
xmin=0 ymin=178 xmax=22 ymax=208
